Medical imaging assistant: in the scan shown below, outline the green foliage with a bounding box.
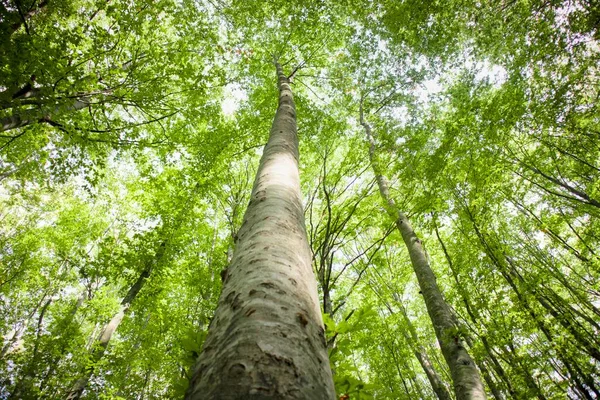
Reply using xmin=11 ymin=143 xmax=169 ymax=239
xmin=1 ymin=0 xmax=599 ymax=398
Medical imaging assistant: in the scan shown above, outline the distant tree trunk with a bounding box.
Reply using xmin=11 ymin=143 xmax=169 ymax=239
xmin=433 ymin=220 xmax=510 ymax=399
xmin=9 ymin=297 xmax=52 ymax=399
xmin=185 ymin=60 xmax=335 ymax=400
xmin=1 ymin=292 xmax=50 ymax=360
xmin=38 ymin=291 xmax=87 ymax=395
xmin=465 ymin=207 xmax=600 ymax=399
xmin=396 ymin=303 xmax=452 ymax=400
xmin=65 ymin=242 xmax=165 ymax=400
xmin=3 ymin=0 xmax=48 ymax=35
xmin=360 ymin=103 xmax=486 ymax=400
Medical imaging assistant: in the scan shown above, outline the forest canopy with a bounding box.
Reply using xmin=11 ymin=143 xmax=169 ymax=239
xmin=1 ymin=0 xmax=599 ymax=399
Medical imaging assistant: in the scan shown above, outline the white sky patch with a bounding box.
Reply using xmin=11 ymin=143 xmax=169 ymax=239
xmin=415 ymin=78 xmax=443 ymax=103
xmin=388 ymin=105 xmax=410 ymax=125
xmin=475 ymin=61 xmax=507 ymax=87
xmin=221 ymin=83 xmax=247 ymax=117
xmin=377 ymin=39 xmax=388 ymax=52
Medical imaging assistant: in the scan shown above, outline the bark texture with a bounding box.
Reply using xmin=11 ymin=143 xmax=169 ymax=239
xmin=185 ymin=62 xmax=335 ymax=400
xmin=1 ymin=98 xmax=89 ymax=133
xmin=360 ymin=105 xmax=486 ymax=400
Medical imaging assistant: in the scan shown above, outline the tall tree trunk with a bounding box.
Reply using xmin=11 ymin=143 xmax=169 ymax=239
xmin=65 ymin=242 xmax=164 ymax=399
xmin=360 ymin=103 xmax=486 ymax=400
xmin=185 ymin=61 xmax=335 ymax=400
xmin=38 ymin=291 xmax=87 ymax=395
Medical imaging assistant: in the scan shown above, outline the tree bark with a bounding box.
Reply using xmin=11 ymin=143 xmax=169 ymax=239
xmin=0 ymin=98 xmax=89 ymax=133
xmin=185 ymin=61 xmax=335 ymax=400
xmin=360 ymin=103 xmax=486 ymax=400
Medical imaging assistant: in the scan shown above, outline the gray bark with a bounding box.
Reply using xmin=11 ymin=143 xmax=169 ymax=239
xmin=185 ymin=61 xmax=335 ymax=400
xmin=360 ymin=104 xmax=486 ymax=400
xmin=1 ymin=98 xmax=89 ymax=133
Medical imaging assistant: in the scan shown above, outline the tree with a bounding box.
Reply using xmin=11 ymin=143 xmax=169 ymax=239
xmin=360 ymin=99 xmax=486 ymax=399
xmin=185 ymin=59 xmax=336 ymax=399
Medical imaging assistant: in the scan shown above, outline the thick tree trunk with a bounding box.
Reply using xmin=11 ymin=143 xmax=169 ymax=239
xmin=185 ymin=61 xmax=335 ymax=400
xmin=360 ymin=104 xmax=486 ymax=400
xmin=65 ymin=242 xmax=163 ymax=399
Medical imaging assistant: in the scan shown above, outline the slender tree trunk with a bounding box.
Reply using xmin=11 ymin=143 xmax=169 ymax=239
xmin=9 ymin=297 xmax=52 ymax=399
xmin=465 ymin=208 xmax=599 ymax=398
xmin=433 ymin=221 xmax=511 ymax=399
xmin=65 ymin=243 xmax=164 ymax=399
xmin=412 ymin=341 xmax=454 ymax=400
xmin=395 ymin=301 xmax=452 ymax=400
xmin=1 ymin=292 xmax=50 ymax=359
xmin=185 ymin=61 xmax=335 ymax=400
xmin=360 ymin=104 xmax=486 ymax=400
xmin=38 ymin=291 xmax=87 ymax=394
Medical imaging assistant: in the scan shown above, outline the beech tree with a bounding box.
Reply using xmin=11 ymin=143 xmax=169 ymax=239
xmin=1 ymin=0 xmax=599 ymax=399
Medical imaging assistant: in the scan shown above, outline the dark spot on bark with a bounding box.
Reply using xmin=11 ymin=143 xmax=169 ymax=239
xmin=220 ymin=268 xmax=230 ymax=283
xmin=225 ymin=291 xmax=235 ymax=303
xmin=245 ymin=308 xmax=256 ymax=317
xmin=225 ymin=291 xmax=242 ymax=310
xmin=265 ymin=351 xmax=294 ymax=370
xmin=296 ymin=312 xmax=309 ymax=327
xmin=260 ymin=282 xmax=277 ymax=290
xmin=277 ymin=289 xmax=286 ymax=295
xmin=255 ymin=371 xmax=276 ymax=393
xmin=461 ymin=359 xmax=471 ymax=366
xmin=249 ymin=289 xmax=265 ymax=297
xmin=319 ymin=332 xmax=327 ymax=348
xmin=195 ymin=362 xmax=208 ymax=378
xmin=281 ymin=306 xmax=288 ymax=311
xmin=249 ymin=257 xmax=268 ymax=264
xmin=289 ymin=278 xmax=297 ymax=286
xmin=229 ymin=363 xmax=246 ymax=376
xmin=263 ymin=246 xmax=269 ymax=250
